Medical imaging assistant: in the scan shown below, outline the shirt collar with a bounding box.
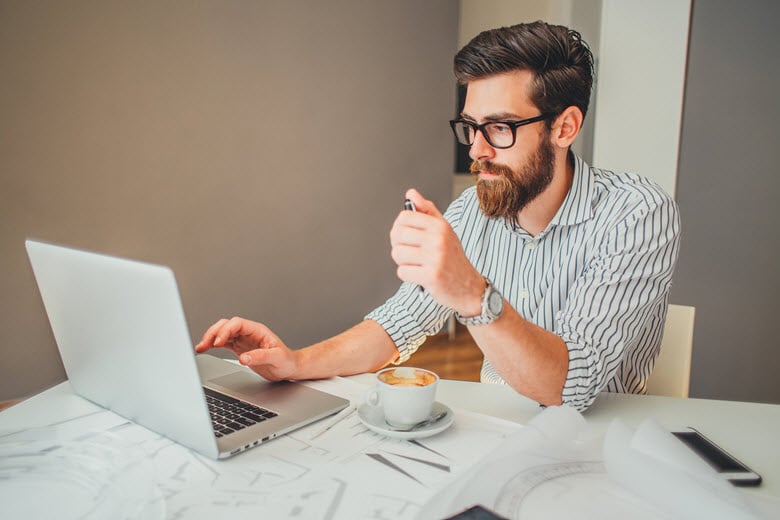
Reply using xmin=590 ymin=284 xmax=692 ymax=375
xmin=501 ymin=153 xmax=595 ymax=237
xmin=547 ymin=153 xmax=594 ymax=228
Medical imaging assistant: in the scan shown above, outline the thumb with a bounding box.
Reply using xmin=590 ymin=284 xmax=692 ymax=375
xmin=239 ymin=346 xmax=278 ymax=368
xmin=405 ymin=188 xmax=443 ymax=218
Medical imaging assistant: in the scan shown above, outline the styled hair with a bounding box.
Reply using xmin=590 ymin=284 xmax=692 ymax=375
xmin=454 ymin=21 xmax=594 ymax=120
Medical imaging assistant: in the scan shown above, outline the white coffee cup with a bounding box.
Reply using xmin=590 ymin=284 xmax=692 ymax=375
xmin=365 ymin=367 xmax=439 ymax=428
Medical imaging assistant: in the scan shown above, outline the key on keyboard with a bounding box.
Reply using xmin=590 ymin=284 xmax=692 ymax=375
xmin=203 ymin=387 xmax=278 ymax=438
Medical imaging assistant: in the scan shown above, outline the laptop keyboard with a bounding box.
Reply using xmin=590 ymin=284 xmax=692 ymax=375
xmin=204 ymin=387 xmax=278 ymax=438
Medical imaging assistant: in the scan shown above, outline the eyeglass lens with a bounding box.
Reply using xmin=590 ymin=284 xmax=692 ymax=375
xmin=452 ymin=121 xmax=515 ymax=148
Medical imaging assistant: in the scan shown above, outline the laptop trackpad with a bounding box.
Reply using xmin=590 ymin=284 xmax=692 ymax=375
xmin=208 ymin=370 xmax=271 ymax=396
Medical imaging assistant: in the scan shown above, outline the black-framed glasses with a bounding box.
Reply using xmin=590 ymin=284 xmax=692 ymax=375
xmin=449 ymin=114 xmax=553 ymax=149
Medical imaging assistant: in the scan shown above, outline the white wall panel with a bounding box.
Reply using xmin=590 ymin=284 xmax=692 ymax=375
xmin=592 ymin=0 xmax=691 ymax=196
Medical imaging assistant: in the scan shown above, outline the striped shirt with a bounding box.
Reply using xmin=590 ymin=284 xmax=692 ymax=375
xmin=366 ymin=154 xmax=681 ymax=411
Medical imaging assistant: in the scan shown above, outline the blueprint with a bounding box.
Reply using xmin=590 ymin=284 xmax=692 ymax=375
xmin=0 ymin=377 xmax=522 ymax=519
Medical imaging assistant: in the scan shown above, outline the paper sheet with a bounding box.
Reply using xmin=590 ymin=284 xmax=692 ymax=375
xmin=0 ymin=377 xmax=522 ymax=520
xmin=603 ymin=419 xmax=759 ymax=520
xmin=3 ymin=380 xmax=776 ymax=519
xmin=419 ymin=406 xmax=773 ymax=520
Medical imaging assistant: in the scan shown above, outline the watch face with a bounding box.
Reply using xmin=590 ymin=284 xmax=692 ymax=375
xmin=487 ymin=289 xmax=503 ymax=315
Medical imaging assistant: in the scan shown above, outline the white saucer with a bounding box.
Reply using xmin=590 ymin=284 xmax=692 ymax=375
xmin=357 ymin=401 xmax=454 ymax=439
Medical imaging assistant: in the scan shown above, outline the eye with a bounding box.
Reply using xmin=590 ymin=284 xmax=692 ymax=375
xmin=488 ymin=123 xmax=512 ymax=134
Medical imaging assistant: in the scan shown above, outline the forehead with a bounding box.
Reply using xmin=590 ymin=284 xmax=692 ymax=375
xmin=462 ymin=70 xmax=536 ymax=119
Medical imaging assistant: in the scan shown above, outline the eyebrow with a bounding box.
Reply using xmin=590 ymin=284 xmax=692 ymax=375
xmin=460 ymin=111 xmax=525 ymax=123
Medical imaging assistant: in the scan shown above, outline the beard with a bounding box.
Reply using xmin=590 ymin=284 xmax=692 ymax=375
xmin=470 ymin=136 xmax=556 ymax=226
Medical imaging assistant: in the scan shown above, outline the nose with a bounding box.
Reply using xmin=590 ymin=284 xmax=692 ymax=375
xmin=468 ymin=128 xmax=495 ymax=162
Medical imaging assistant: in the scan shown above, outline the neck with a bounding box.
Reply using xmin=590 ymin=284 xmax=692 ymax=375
xmin=515 ymin=151 xmax=574 ymax=236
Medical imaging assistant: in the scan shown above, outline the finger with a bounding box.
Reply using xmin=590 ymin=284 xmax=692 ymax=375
xmin=396 ymin=264 xmax=426 ymax=287
xmin=405 ymin=188 xmax=443 ymax=218
xmin=238 ymin=346 xmax=292 ymax=375
xmin=194 ymin=342 xmax=211 ymax=353
xmin=201 ymin=317 xmax=251 ymax=349
xmin=195 ymin=318 xmax=230 ymax=351
xmin=210 ymin=318 xmax=240 ymax=347
xmin=390 ymin=223 xmax=428 ymax=248
xmin=391 ymin=241 xmax=425 ymax=266
xmin=232 ymin=318 xmax=282 ymax=349
xmin=238 ymin=346 xmax=273 ymax=366
xmin=392 ymin=207 xmax=427 ymax=233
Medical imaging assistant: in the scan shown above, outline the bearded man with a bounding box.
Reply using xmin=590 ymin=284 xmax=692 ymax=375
xmin=196 ymin=21 xmax=680 ymax=411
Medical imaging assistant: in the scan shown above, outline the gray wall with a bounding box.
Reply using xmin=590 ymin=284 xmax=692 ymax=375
xmin=0 ymin=1 xmax=458 ymax=401
xmin=673 ymin=0 xmax=780 ymax=403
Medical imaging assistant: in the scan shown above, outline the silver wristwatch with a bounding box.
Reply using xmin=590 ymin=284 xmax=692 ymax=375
xmin=456 ymin=278 xmax=504 ymax=326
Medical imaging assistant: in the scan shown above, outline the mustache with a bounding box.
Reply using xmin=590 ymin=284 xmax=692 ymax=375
xmin=469 ymin=160 xmax=514 ymax=177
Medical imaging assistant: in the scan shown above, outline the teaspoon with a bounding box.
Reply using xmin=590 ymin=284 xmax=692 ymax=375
xmin=388 ymin=410 xmax=448 ymax=432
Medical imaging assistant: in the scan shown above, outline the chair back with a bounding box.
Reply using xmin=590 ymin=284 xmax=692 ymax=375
xmin=646 ymin=304 xmax=696 ymax=398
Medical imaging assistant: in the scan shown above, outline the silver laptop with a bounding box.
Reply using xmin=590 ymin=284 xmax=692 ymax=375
xmin=25 ymin=239 xmax=349 ymax=459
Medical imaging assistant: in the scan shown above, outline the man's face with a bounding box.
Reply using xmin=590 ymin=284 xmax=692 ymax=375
xmin=462 ymin=71 xmax=556 ymax=221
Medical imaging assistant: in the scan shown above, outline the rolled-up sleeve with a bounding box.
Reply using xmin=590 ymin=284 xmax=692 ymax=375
xmin=365 ymin=196 xmax=467 ymax=363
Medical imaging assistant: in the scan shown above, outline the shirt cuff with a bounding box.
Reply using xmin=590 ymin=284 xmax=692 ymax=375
xmin=365 ymin=305 xmax=426 ymax=365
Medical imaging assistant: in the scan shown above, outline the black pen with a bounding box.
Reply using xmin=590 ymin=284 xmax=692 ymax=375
xmin=403 ymin=199 xmax=424 ymax=293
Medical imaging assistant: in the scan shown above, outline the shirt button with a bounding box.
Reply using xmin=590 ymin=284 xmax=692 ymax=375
xmin=520 ymin=289 xmax=529 ymax=299
xmin=526 ymin=242 xmax=536 ymax=250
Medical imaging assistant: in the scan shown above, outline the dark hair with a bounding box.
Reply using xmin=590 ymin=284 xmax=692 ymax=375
xmin=454 ymin=21 xmax=594 ymax=120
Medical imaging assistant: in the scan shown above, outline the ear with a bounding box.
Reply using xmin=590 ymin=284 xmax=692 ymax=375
xmin=550 ymin=106 xmax=583 ymax=148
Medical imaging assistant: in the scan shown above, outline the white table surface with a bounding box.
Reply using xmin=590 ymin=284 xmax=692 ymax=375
xmin=2 ymin=376 xmax=779 ymax=514
xmin=351 ymin=373 xmax=780 ymax=500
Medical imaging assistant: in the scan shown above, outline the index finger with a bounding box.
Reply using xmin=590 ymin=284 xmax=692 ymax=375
xmin=195 ymin=318 xmax=230 ymax=352
xmin=196 ymin=316 xmax=253 ymax=350
xmin=404 ymin=188 xmax=443 ymax=218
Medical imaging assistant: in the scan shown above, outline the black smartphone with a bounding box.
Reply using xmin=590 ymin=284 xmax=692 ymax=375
xmin=672 ymin=427 xmax=762 ymax=486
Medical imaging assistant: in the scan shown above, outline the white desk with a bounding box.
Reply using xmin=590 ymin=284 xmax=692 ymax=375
xmin=2 ymin=377 xmax=779 ymax=518
xmin=422 ymin=377 xmax=780 ymax=496
xmin=353 ymin=375 xmax=780 ymax=495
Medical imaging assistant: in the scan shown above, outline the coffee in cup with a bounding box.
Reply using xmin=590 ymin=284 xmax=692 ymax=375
xmin=377 ymin=367 xmax=437 ymax=387
xmin=365 ymin=367 xmax=439 ymax=428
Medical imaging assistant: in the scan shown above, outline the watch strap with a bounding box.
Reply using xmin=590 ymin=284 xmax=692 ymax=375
xmin=455 ymin=278 xmax=503 ymax=326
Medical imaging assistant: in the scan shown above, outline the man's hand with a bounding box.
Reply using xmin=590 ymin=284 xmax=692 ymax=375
xmin=195 ymin=317 xmax=298 ymax=381
xmin=390 ymin=188 xmax=485 ymax=317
